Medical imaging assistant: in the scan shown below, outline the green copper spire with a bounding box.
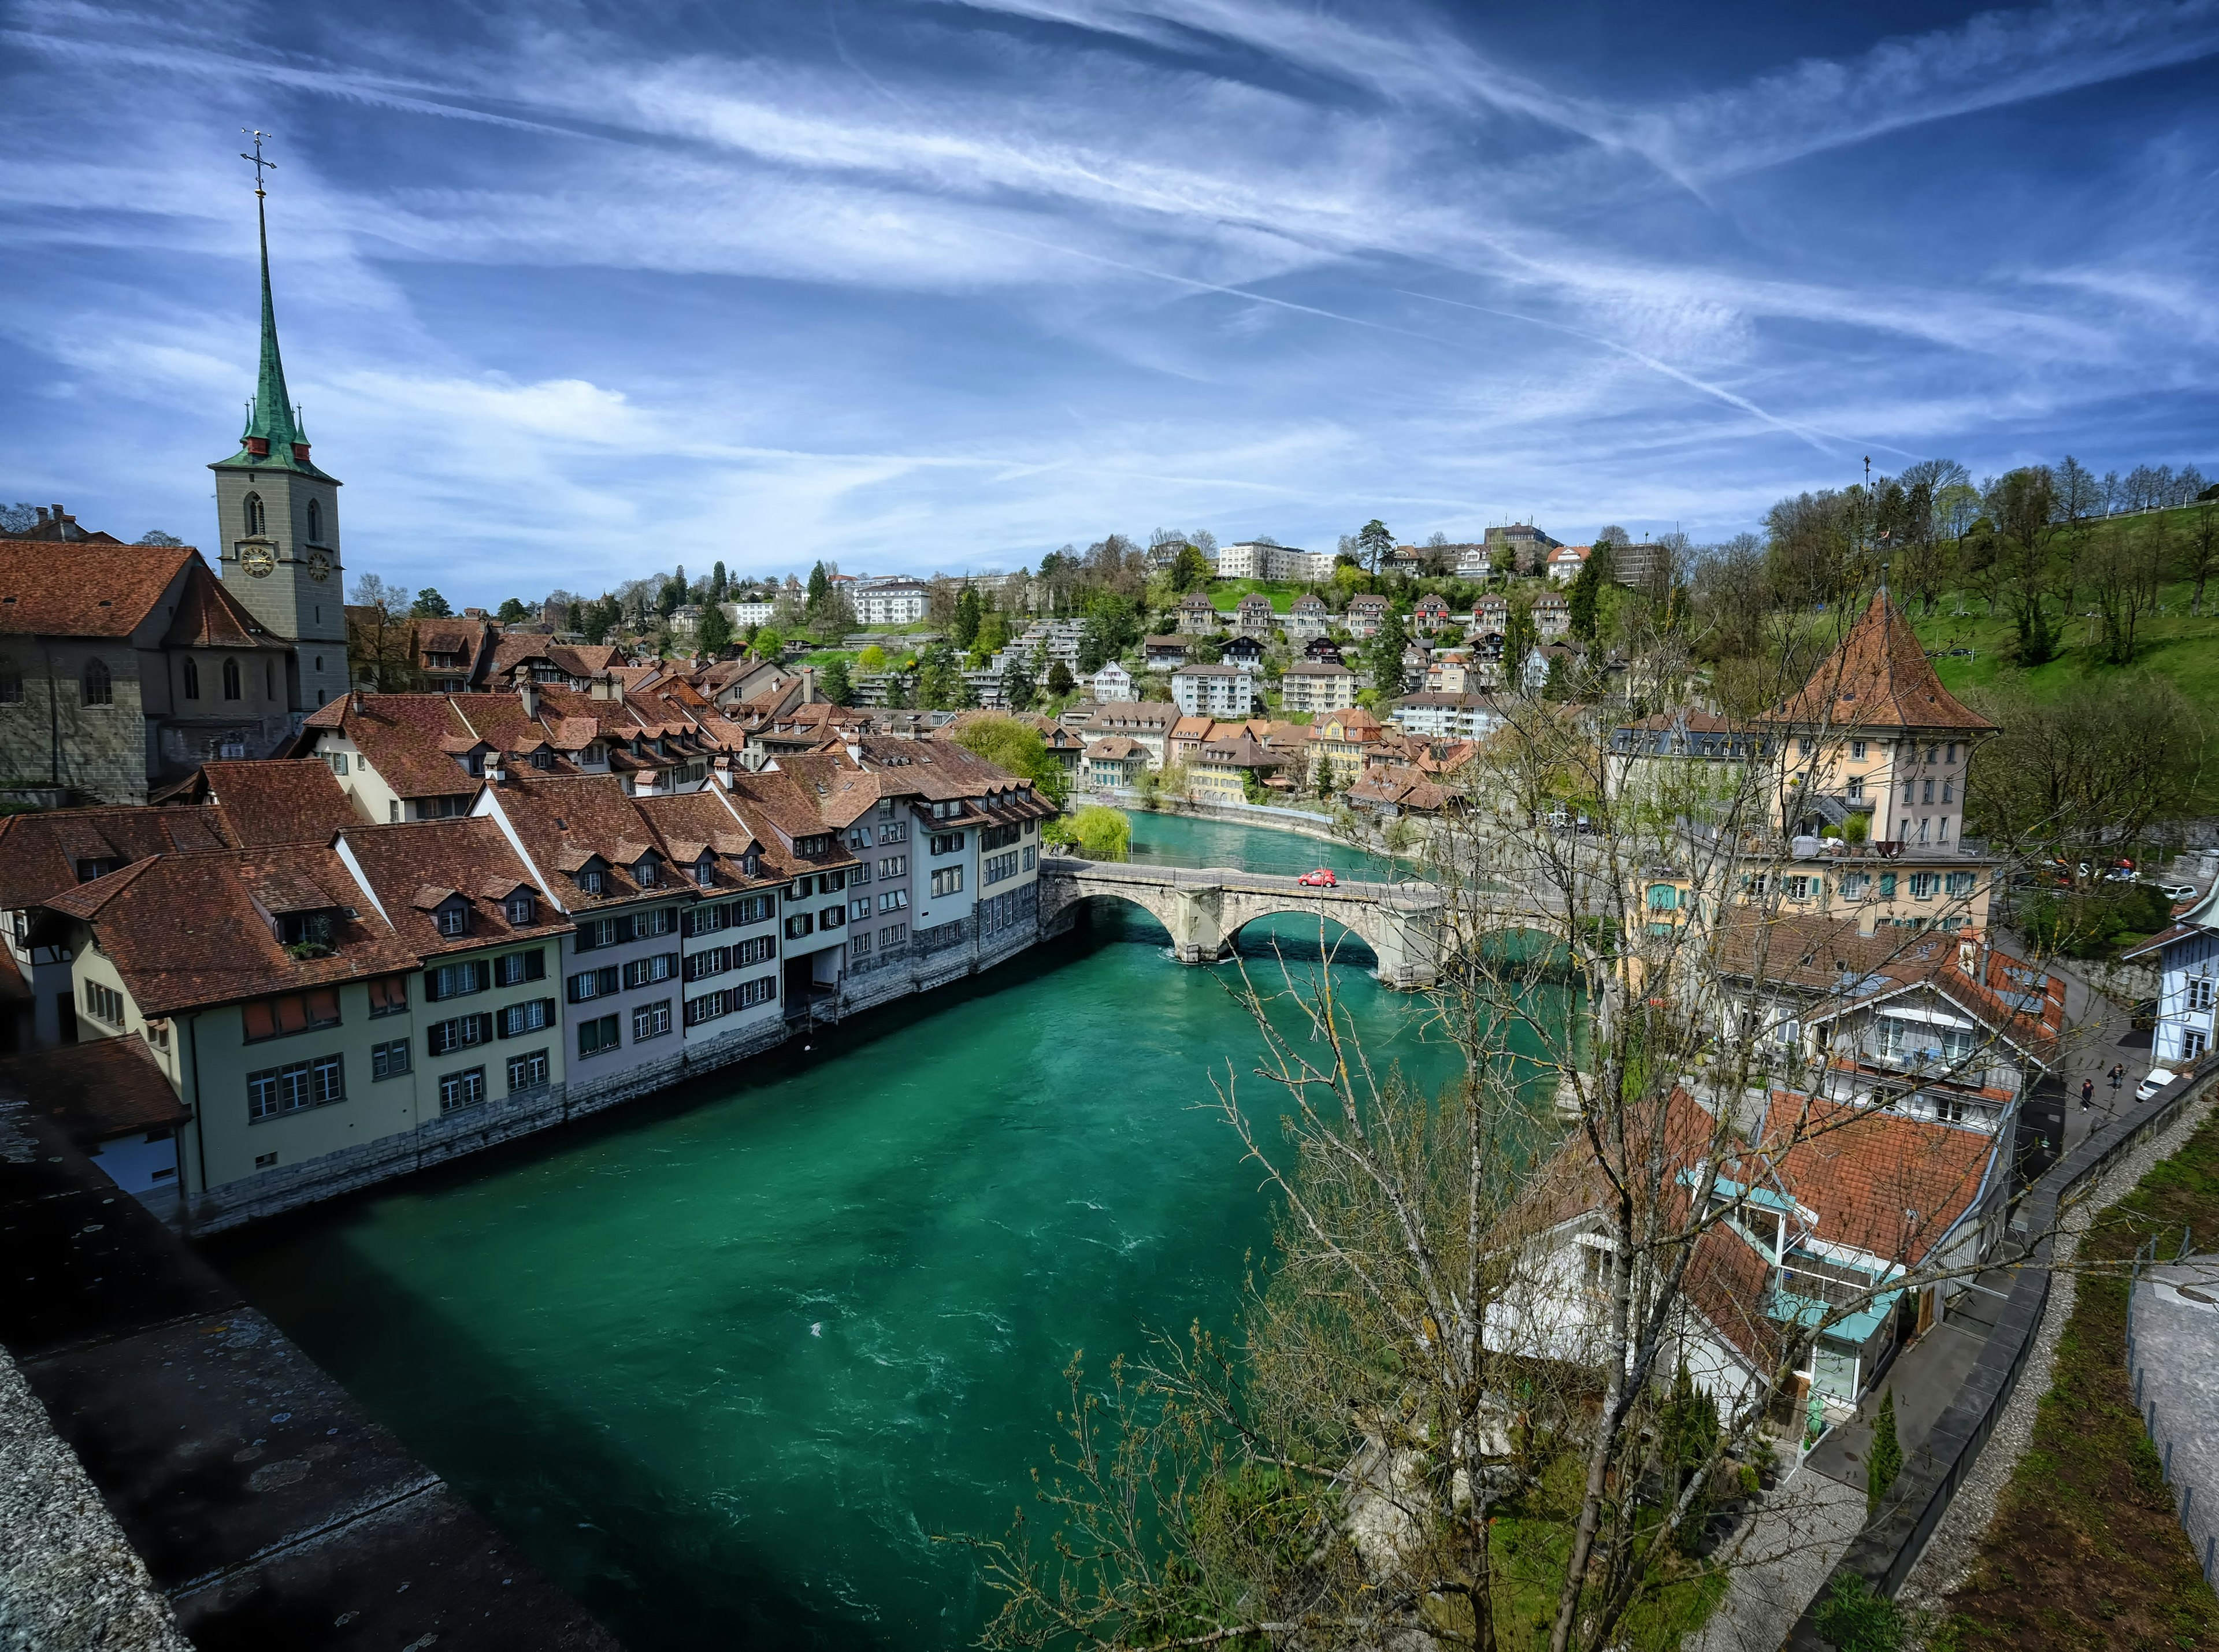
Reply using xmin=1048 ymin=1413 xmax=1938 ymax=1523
xmin=214 ymin=131 xmax=333 ymax=481
xmin=242 ymin=180 xmax=302 ymax=452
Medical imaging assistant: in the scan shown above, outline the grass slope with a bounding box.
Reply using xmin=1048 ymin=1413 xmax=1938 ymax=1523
xmin=1935 ymin=1107 xmax=2219 ymax=1651
xmin=1897 ymin=512 xmax=2219 ymax=814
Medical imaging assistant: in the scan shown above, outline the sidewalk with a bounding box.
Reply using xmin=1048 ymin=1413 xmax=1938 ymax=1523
xmin=1689 ymin=1316 xmax=1988 ymax=1652
xmin=2129 ymin=1254 xmax=2219 ymax=1581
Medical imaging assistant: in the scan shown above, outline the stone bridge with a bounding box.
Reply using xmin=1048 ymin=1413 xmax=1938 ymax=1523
xmin=1039 ymin=857 xmax=1454 ymax=989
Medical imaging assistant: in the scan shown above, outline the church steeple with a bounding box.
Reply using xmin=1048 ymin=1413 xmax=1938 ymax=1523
xmin=242 ymin=172 xmax=302 ymax=456
xmin=216 ymin=131 xmax=331 ymax=481
xmin=210 ymin=131 xmax=348 ymax=720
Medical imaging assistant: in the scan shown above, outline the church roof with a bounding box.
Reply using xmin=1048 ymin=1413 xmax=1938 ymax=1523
xmin=1764 ymin=589 xmax=1995 ymax=733
xmin=0 ymin=541 xmax=192 ymax=638
xmin=162 ymin=557 xmax=288 ymax=650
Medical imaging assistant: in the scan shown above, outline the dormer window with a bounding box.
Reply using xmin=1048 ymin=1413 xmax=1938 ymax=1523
xmin=531 ymin=748 xmax=552 ymax=770
xmin=742 ymin=852 xmax=760 ymax=878
xmin=506 ymin=891 xmax=536 ymax=926
xmin=578 ymin=869 xmax=605 ymax=896
xmin=636 ymin=859 xmax=658 ymax=886
xmin=279 ymin=911 xmax=335 ymax=956
xmin=436 ymin=901 xmax=469 ymax=937
xmin=694 ymin=857 xmax=715 ymax=887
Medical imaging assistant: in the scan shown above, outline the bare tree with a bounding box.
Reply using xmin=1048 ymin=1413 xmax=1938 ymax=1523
xmin=971 ymin=585 xmax=2081 ymax=1652
xmin=2179 ymin=500 xmax=2219 ymax=617
xmin=2076 ymin=516 xmax=2165 ymax=663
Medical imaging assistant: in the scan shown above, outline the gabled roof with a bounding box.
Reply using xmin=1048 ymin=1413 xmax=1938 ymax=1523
xmin=338 ymin=819 xmax=570 ymax=959
xmin=0 ymin=540 xmax=193 ymax=638
xmin=1754 ymin=1092 xmax=1999 ymax=1264
xmin=162 ymin=557 xmax=288 ymax=650
xmin=1765 ymin=589 xmax=1996 ymax=733
xmin=45 ymin=847 xmax=419 ymax=1015
xmin=0 ymin=1035 xmax=191 ymax=1145
xmin=0 ymin=803 xmax=237 ymax=909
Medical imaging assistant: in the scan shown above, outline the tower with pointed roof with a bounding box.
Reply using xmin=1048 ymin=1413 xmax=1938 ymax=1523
xmin=1761 ymin=587 xmax=1997 ymax=849
xmin=209 ymin=147 xmax=348 ymax=720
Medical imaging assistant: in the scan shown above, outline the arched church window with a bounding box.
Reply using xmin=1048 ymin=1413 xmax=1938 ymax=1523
xmin=243 ymin=493 xmax=265 ymax=537
xmin=222 ymin=658 xmax=242 ymax=701
xmin=307 ymin=499 xmax=321 ymax=543
xmin=183 ymin=658 xmax=199 ymax=699
xmin=0 ymin=660 xmax=20 ymax=704
xmin=83 ymin=658 xmax=112 ymax=707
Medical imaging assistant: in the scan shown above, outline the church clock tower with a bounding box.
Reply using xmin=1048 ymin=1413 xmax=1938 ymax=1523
xmin=210 ymin=133 xmax=348 ymax=719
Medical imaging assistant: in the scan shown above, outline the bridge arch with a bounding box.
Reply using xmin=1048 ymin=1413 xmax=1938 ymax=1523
xmin=1220 ymin=905 xmax=1381 ymax=969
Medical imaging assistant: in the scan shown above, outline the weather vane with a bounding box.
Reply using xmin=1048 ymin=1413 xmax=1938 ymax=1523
xmin=240 ymin=129 xmax=276 ymax=197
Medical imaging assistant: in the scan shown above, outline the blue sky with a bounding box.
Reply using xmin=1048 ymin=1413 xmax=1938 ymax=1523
xmin=2 ymin=1 xmax=2216 ymax=601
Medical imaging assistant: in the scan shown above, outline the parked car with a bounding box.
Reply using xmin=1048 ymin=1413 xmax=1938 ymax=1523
xmin=1297 ymin=868 xmax=1338 ymax=888
xmin=2136 ymin=1067 xmax=2178 ymax=1102
xmin=2162 ymin=883 xmax=2199 ymax=902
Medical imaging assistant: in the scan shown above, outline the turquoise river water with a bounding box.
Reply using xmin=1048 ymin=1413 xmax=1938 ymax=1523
xmin=218 ymin=813 xmax=1464 ymax=1649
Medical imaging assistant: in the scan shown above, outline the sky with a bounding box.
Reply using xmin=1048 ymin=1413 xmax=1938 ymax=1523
xmin=1 ymin=0 xmax=2216 ymax=602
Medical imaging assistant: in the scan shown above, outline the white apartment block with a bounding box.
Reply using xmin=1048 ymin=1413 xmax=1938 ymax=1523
xmin=854 ymin=582 xmax=929 ymax=625
xmin=1171 ymin=664 xmax=1259 ymax=718
xmin=1280 ymin=660 xmax=1359 ymax=715
xmin=1217 ymin=541 xmax=1335 ymax=582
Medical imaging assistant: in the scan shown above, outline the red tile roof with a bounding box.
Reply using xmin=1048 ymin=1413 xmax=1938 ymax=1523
xmin=191 ymin=760 xmax=361 ymax=847
xmin=0 ymin=540 xmax=192 ymax=637
xmin=1765 ymin=590 xmax=1995 ymax=732
xmin=161 ymin=558 xmax=289 ymax=649
xmin=0 ymin=1035 xmax=190 ymax=1144
xmin=0 ymin=804 xmax=236 ymax=909
xmin=1754 ymin=1092 xmax=1999 ymax=1264
xmin=44 ymin=848 xmax=421 ymax=1016
xmin=338 ymin=819 xmax=570 ymax=959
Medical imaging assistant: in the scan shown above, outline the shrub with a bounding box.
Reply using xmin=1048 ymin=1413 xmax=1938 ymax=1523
xmin=1865 ymin=1387 xmax=1901 ymax=1515
xmin=1812 ymin=1574 xmax=1908 ymax=1652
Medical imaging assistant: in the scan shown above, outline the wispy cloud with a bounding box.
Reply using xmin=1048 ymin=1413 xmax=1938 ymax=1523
xmin=0 ymin=0 xmax=2213 ymax=590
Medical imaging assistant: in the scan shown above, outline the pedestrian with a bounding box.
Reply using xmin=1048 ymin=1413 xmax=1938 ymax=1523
xmin=2081 ymin=1077 xmax=2094 ymax=1111
xmin=2110 ymin=1062 xmax=2125 ymax=1092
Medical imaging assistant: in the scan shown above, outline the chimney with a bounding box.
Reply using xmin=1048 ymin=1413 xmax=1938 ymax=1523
xmin=1857 ymin=907 xmax=1878 ymax=938
xmin=799 ymin=666 xmax=818 ymax=706
xmin=34 ymin=507 xmax=49 ymax=526
xmin=515 ymin=664 xmax=538 ymax=718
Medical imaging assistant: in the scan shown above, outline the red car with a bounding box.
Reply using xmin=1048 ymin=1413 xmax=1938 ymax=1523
xmin=1297 ymin=868 xmax=1338 ymax=888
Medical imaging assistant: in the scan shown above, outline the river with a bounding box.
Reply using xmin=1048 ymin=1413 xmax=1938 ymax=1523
xmin=217 ymin=812 xmax=1469 ymax=1650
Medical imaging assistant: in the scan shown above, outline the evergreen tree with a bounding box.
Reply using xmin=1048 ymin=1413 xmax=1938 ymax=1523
xmin=1355 ymin=518 xmax=1394 ymax=574
xmin=411 ymin=588 xmax=452 ymax=618
xmin=1566 ymin=556 xmax=1601 ymax=640
xmin=819 ymin=656 xmax=855 ymax=706
xmin=711 ymin=560 xmax=728 ymax=601
xmin=1503 ymin=597 xmax=1537 ymax=686
xmin=1363 ymin=606 xmax=1410 ymax=698
xmin=953 ymin=587 xmax=984 ymax=649
xmin=1171 ymin=542 xmax=1211 ymax=592
xmin=1542 ymin=652 xmax=1570 ymax=701
xmin=1046 ymin=660 xmax=1075 ymax=698
xmin=566 ymin=601 xmax=583 ymax=634
xmin=496 ymin=597 xmax=528 ymax=623
xmin=808 ymin=560 xmax=830 ymax=609
xmin=1866 ymin=1387 xmax=1902 ymax=1514
xmin=1001 ymin=655 xmax=1037 ymax=712
xmin=696 ymin=603 xmax=734 ymax=656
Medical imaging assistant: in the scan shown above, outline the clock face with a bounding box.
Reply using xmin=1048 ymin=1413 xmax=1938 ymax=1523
xmin=307 ymin=551 xmax=332 ymax=582
xmin=241 ymin=545 xmax=276 ymax=578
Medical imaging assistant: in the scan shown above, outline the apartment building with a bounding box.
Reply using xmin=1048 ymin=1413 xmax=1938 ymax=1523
xmin=854 ymin=582 xmax=929 ymax=625
xmin=1171 ymin=664 xmax=1260 ymax=719
xmin=1390 ymin=692 xmax=1506 ymax=741
xmin=1175 ymin=593 xmax=1222 ymax=635
xmin=1280 ymin=660 xmax=1359 ymax=715
xmin=1283 ymin=594 xmax=1330 ymax=641
xmin=1345 ymin=595 xmax=1388 ymax=638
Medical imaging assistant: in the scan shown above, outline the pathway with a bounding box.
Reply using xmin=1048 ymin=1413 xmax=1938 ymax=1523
xmin=2129 ymin=1254 xmax=2219 ymax=1582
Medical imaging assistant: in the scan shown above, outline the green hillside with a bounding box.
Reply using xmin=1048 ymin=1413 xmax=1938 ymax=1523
xmin=1906 ymin=506 xmax=2219 ymax=813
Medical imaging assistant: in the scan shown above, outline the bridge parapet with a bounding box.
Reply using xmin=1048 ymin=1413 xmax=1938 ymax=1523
xmin=1038 ymin=857 xmax=1448 ymax=988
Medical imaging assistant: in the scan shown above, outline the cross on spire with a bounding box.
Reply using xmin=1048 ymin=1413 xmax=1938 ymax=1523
xmin=240 ymin=129 xmax=276 ymax=197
